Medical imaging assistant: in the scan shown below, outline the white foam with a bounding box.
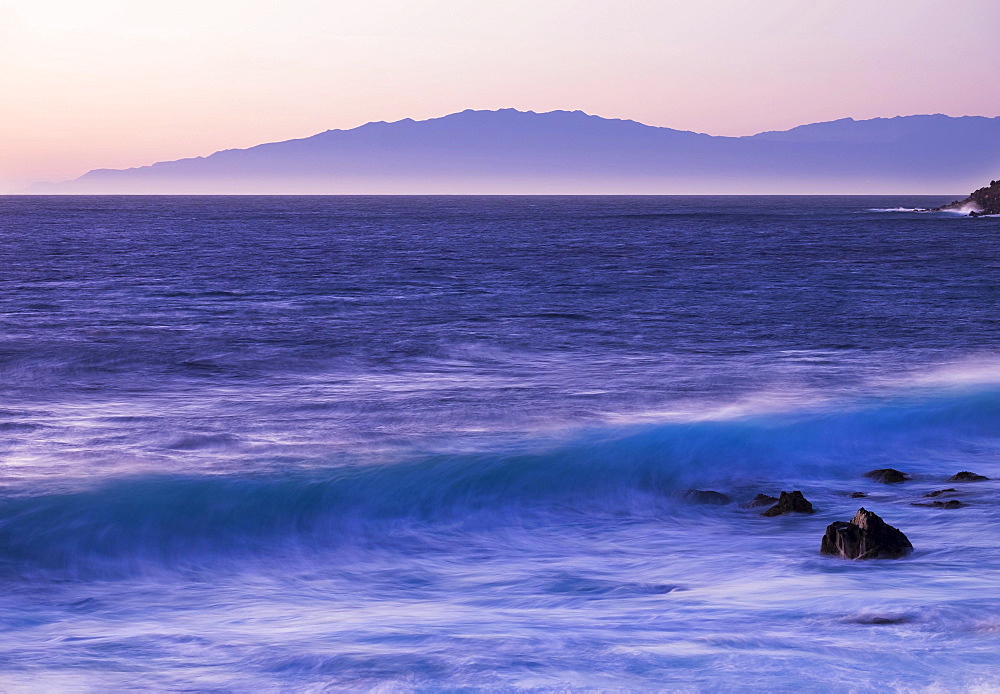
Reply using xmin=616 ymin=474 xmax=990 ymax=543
xmin=601 ymin=387 xmax=830 ymax=425
xmin=877 ymin=354 xmax=1000 ymax=389
xmin=939 ymin=203 xmax=982 ymax=215
xmin=601 ymin=353 xmax=1000 ymax=429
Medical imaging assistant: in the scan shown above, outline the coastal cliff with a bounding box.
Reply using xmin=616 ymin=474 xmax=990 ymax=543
xmin=937 ymin=179 xmax=1000 ymax=216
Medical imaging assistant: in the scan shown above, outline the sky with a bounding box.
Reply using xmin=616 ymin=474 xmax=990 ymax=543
xmin=1 ymin=0 xmax=998 ymax=192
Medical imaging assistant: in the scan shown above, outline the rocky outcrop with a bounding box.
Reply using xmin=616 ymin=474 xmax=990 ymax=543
xmin=742 ymin=493 xmax=778 ymax=508
xmin=949 ymin=471 xmax=989 ymax=482
xmin=863 ymin=468 xmax=910 ymax=484
xmin=912 ymin=499 xmax=964 ymax=509
xmin=936 ymin=179 xmax=1000 ymax=216
xmin=762 ymin=490 xmax=815 ymax=516
xmin=683 ymin=489 xmax=731 ymax=505
xmin=820 ymin=508 xmax=913 ymax=559
xmin=924 ymin=488 xmax=957 ymax=497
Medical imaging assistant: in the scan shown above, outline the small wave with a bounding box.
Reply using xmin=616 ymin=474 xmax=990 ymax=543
xmin=868 ymin=207 xmax=928 ymax=213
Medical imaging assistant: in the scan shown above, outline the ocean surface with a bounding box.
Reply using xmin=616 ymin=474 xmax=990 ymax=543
xmin=0 ymin=195 xmax=998 ymax=690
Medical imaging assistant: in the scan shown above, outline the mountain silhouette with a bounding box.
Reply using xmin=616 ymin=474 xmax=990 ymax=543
xmin=36 ymin=109 xmax=1000 ymax=194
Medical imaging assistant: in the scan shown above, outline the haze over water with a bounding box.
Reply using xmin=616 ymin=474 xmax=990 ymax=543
xmin=1 ymin=195 xmax=999 ymax=689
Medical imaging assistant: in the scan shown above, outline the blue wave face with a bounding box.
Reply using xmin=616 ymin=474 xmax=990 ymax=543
xmin=2 ymin=385 xmax=997 ymax=578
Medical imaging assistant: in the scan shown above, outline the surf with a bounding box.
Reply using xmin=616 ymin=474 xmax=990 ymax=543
xmin=2 ymin=384 xmax=997 ymax=578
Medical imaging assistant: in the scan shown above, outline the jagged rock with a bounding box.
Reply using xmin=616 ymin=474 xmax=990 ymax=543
xmin=742 ymin=493 xmax=778 ymax=508
xmin=683 ymin=489 xmax=731 ymax=505
xmin=850 ymin=492 xmax=867 ymax=498
xmin=820 ymin=508 xmax=913 ymax=559
xmin=949 ymin=471 xmax=989 ymax=482
xmin=912 ymin=499 xmax=964 ymax=509
xmin=936 ymin=179 xmax=1000 ymax=216
xmin=924 ymin=488 xmax=957 ymax=497
xmin=762 ymin=490 xmax=815 ymax=517
xmin=863 ymin=468 xmax=910 ymax=484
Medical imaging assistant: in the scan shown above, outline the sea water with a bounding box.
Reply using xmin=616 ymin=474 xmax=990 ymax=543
xmin=0 ymin=195 xmax=998 ymax=690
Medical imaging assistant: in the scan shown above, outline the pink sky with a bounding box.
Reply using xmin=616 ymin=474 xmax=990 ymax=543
xmin=1 ymin=0 xmax=998 ymax=192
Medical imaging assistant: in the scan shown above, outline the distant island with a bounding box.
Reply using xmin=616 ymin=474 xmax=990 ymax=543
xmin=32 ymin=109 xmax=1000 ymax=195
xmin=936 ymin=179 xmax=1000 ymax=216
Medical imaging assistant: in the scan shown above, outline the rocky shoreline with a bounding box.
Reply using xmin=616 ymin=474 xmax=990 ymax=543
xmin=933 ymin=178 xmax=1000 ymax=216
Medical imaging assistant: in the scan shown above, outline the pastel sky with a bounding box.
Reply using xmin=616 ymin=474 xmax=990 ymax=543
xmin=1 ymin=0 xmax=998 ymax=192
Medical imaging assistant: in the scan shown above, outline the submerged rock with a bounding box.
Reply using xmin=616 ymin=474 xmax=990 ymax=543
xmin=949 ymin=471 xmax=989 ymax=482
xmin=762 ymin=490 xmax=815 ymax=517
xmin=924 ymin=488 xmax=958 ymax=497
xmin=912 ymin=499 xmax=964 ymax=509
xmin=683 ymin=489 xmax=731 ymax=505
xmin=820 ymin=508 xmax=913 ymax=559
xmin=863 ymin=468 xmax=910 ymax=484
xmin=935 ymin=179 xmax=1000 ymax=216
xmin=742 ymin=493 xmax=778 ymax=508
xmin=850 ymin=492 xmax=867 ymax=498
xmin=851 ymin=615 xmax=910 ymax=625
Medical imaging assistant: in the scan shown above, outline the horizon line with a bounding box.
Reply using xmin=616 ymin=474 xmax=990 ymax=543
xmin=3 ymin=192 xmax=967 ymax=198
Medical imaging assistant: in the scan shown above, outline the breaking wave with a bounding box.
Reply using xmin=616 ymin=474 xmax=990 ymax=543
xmin=2 ymin=385 xmax=997 ymax=577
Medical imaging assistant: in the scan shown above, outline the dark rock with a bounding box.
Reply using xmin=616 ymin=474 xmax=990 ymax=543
xmin=863 ymin=468 xmax=910 ymax=484
xmin=761 ymin=490 xmax=815 ymax=517
xmin=683 ymin=489 xmax=731 ymax=505
xmin=820 ymin=508 xmax=913 ymax=559
xmin=852 ymin=615 xmax=909 ymax=625
xmin=935 ymin=179 xmax=1000 ymax=216
xmin=850 ymin=492 xmax=867 ymax=498
xmin=924 ymin=488 xmax=958 ymax=497
xmin=949 ymin=471 xmax=989 ymax=482
xmin=912 ymin=499 xmax=964 ymax=509
xmin=742 ymin=493 xmax=778 ymax=508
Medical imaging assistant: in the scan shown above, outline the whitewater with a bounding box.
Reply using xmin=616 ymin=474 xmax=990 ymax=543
xmin=0 ymin=195 xmax=998 ymax=690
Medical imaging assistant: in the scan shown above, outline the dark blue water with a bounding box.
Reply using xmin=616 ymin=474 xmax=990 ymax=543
xmin=1 ymin=195 xmax=999 ymax=689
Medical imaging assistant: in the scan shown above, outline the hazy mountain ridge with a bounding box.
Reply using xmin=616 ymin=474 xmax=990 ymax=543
xmin=38 ymin=109 xmax=1000 ymax=194
xmin=746 ymin=114 xmax=999 ymax=144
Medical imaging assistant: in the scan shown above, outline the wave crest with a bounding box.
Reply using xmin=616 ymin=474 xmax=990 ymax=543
xmin=1 ymin=386 xmax=998 ymax=577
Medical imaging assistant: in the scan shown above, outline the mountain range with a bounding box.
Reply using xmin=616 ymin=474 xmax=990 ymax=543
xmin=36 ymin=109 xmax=1000 ymax=194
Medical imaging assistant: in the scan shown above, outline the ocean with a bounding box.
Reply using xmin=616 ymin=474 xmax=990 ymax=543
xmin=0 ymin=195 xmax=998 ymax=690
